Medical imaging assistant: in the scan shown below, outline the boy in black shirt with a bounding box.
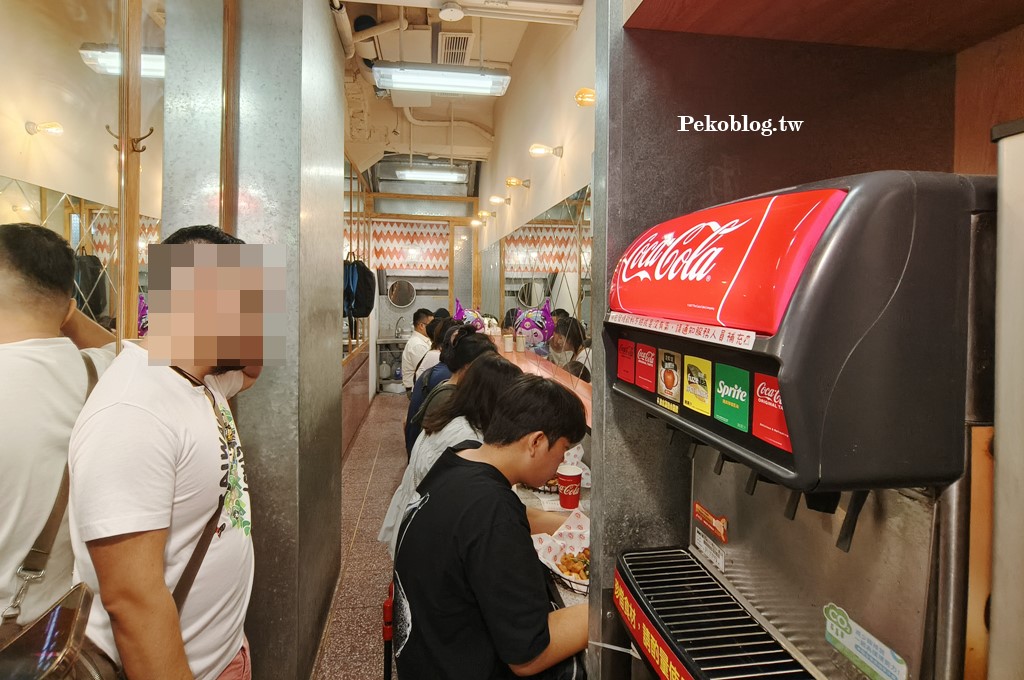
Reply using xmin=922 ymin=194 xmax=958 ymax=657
xmin=393 ymin=374 xmax=589 ymax=679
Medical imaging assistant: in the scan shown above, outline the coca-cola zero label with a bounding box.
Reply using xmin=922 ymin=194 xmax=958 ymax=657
xmin=609 ymin=189 xmax=847 ymax=335
xmin=752 ymin=373 xmax=792 ymax=452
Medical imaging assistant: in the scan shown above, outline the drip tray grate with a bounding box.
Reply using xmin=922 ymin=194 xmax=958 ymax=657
xmin=615 ymin=547 xmax=814 ymax=680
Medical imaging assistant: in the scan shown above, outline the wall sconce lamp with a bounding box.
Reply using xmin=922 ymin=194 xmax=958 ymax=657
xmin=529 ymin=143 xmax=563 ymax=158
xmin=470 ymin=219 xmax=483 ymax=227
xmin=574 ymin=87 xmax=597 ymax=107
xmin=25 ymin=121 xmax=64 ymax=136
xmin=505 ymin=176 xmax=531 ymax=188
xmin=489 ymin=195 xmax=511 ymax=206
xmin=478 ymin=210 xmax=496 ymax=219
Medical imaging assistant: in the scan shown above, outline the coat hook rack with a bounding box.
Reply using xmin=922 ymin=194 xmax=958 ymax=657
xmin=104 ymin=125 xmax=155 ymax=153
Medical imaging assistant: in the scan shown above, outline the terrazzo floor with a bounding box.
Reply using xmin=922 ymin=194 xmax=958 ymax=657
xmin=312 ymin=394 xmax=408 ymax=680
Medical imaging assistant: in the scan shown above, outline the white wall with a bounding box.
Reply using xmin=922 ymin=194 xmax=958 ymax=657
xmin=477 ymin=0 xmax=596 ymax=247
xmin=0 ymin=2 xmax=163 ymax=218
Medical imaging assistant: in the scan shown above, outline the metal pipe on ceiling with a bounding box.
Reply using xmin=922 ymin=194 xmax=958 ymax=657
xmin=352 ymin=14 xmax=409 ymax=45
xmin=462 ymin=7 xmax=578 ymax=26
xmin=402 ymin=107 xmax=495 ymax=141
xmin=329 ymin=0 xmax=357 ymax=59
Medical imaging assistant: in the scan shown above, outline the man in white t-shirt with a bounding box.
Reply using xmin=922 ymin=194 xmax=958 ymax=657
xmin=0 ymin=223 xmax=116 ymax=628
xmin=69 ymin=226 xmax=271 ymax=680
xmin=401 ymin=307 xmax=434 ymax=392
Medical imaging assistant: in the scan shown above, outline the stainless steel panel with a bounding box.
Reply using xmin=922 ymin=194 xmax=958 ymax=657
xmin=690 ymin=449 xmax=936 ymax=678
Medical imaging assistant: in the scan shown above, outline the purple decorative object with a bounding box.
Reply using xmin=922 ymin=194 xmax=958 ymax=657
xmin=515 ymin=299 xmax=554 ymax=348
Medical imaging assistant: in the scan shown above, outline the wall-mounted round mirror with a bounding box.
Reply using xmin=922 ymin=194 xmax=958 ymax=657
xmin=517 ymin=280 xmax=545 ymax=308
xmin=388 ymin=280 xmax=416 ymax=308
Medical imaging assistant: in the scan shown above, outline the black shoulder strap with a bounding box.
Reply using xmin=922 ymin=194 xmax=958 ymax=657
xmin=2 ymin=353 xmax=99 ymax=626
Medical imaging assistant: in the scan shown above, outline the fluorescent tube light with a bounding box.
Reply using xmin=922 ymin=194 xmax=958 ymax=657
xmin=373 ymin=62 xmax=510 ymax=96
xmin=394 ymin=168 xmax=468 ymax=183
xmin=79 ymin=43 xmax=165 ymax=78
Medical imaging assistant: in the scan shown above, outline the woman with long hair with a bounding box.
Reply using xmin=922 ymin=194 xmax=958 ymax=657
xmin=403 ymin=324 xmax=496 ymax=455
xmin=381 ymin=353 xmax=523 ymax=556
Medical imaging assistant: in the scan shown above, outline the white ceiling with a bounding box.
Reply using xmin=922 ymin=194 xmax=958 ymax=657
xmin=341 ymin=0 xmax=581 ymax=172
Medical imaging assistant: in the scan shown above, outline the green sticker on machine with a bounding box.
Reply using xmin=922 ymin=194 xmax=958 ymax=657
xmin=713 ymin=363 xmax=750 ymax=432
xmin=824 ymin=603 xmax=907 ymax=680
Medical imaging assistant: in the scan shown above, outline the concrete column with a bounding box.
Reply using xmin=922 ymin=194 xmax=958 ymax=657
xmin=164 ymin=1 xmax=346 ymax=678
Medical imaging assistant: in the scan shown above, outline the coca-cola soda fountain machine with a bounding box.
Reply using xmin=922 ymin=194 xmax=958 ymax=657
xmin=604 ymin=171 xmax=996 ymax=680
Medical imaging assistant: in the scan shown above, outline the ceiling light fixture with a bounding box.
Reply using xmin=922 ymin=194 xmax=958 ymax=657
xmin=529 ymin=143 xmax=563 ymax=158
xmin=439 ymin=1 xmax=466 ymax=21
xmin=470 ymin=219 xmax=483 ymax=227
xmin=25 ymin=121 xmax=64 ymax=136
xmin=395 ymin=167 xmax=468 ymax=183
xmin=574 ymin=87 xmax=597 ymax=107
xmin=79 ymin=43 xmax=165 ymax=78
xmin=478 ymin=210 xmax=496 ymax=219
xmin=373 ymin=62 xmax=511 ymax=96
xmin=489 ymin=195 xmax=510 ymax=206
xmin=505 ymin=177 xmax=531 ymax=189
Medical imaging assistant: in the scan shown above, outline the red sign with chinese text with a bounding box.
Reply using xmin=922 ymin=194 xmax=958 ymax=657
xmin=752 ymin=373 xmax=793 ymax=452
xmin=617 ymin=339 xmax=636 ymax=384
xmin=614 ymin=571 xmax=695 ymax=680
xmin=609 ymin=189 xmax=847 ymax=335
xmin=635 ymin=344 xmax=658 ymax=392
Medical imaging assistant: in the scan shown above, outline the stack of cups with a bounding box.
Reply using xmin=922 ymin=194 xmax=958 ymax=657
xmin=557 ymin=464 xmax=583 ymax=509
xmin=503 ymin=335 xmax=514 ymax=352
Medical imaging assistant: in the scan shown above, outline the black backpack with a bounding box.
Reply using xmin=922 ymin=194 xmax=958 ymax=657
xmin=344 ymin=258 xmax=376 ymax=319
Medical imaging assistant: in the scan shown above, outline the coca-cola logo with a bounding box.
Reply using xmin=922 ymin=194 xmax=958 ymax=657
xmin=618 ymin=218 xmax=751 ymax=285
xmin=636 ymin=349 xmax=656 ymax=366
xmin=559 ymin=483 xmax=581 ymax=496
xmin=756 ymin=381 xmax=783 ymax=407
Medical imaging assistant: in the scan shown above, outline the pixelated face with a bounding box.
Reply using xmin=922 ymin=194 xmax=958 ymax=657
xmin=549 ymin=332 xmax=566 ymax=352
xmin=146 ymin=243 xmax=286 ymax=367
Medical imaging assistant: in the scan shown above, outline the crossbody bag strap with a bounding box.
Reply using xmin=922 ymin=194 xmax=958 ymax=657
xmin=2 ymin=352 xmax=99 ymax=624
xmin=171 ymin=501 xmax=221 ymax=613
xmin=167 ymin=365 xmax=232 ymax=613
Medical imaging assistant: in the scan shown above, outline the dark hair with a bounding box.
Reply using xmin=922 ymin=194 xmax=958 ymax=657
xmin=422 ymin=353 xmax=523 ymax=435
xmin=439 ymin=324 xmax=496 ymax=373
xmin=565 ymin=360 xmax=591 ymax=383
xmin=552 ymin=308 xmax=570 ymax=321
xmin=0 ymin=223 xmax=75 ymax=301
xmin=434 ymin=307 xmax=451 ymax=318
xmin=162 ymin=225 xmax=245 ymax=245
xmin=430 ymin=317 xmax=459 ymax=350
xmin=413 ymin=308 xmax=434 ymax=326
xmin=555 ymin=318 xmax=586 ymax=352
xmin=484 ymin=375 xmax=587 ymax=447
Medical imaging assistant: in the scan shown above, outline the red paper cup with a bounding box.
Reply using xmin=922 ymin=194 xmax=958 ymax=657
xmin=557 ymin=464 xmax=583 ymax=509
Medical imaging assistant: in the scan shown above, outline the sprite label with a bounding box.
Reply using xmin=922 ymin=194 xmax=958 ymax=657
xmin=713 ymin=363 xmax=750 ymax=432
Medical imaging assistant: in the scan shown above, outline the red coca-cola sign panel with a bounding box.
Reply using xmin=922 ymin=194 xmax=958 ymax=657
xmin=617 ymin=339 xmax=636 ymax=384
xmin=635 ymin=344 xmax=657 ymax=392
xmin=751 ymin=373 xmax=792 ymax=452
xmin=609 ymin=189 xmax=847 ymax=335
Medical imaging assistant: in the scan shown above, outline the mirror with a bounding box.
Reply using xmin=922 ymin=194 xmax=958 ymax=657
xmin=387 ymin=279 xmax=417 ymax=308
xmin=482 ymin=183 xmax=592 ymax=386
xmin=517 ymin=280 xmax=547 ymax=308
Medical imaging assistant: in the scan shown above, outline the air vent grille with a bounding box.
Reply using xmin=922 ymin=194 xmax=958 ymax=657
xmin=438 ymin=32 xmax=474 ymax=65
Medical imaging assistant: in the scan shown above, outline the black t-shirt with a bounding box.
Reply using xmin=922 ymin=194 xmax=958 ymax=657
xmin=393 ymin=445 xmax=551 ymax=680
